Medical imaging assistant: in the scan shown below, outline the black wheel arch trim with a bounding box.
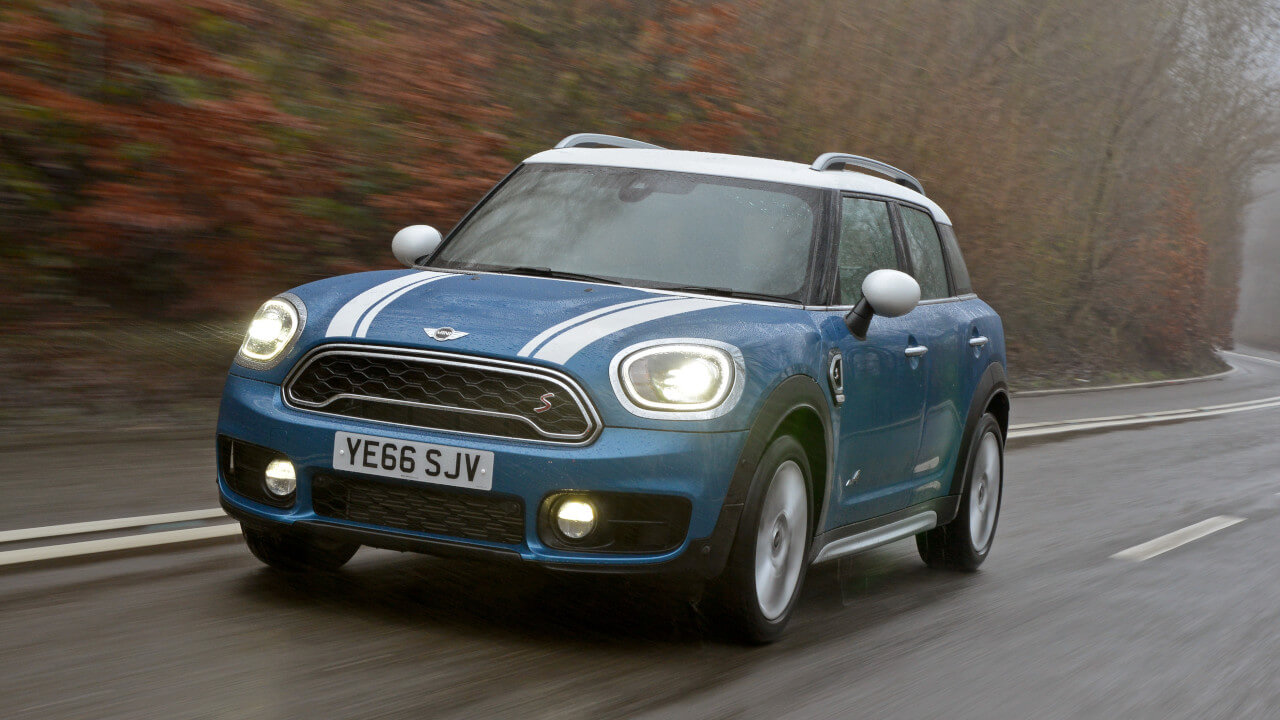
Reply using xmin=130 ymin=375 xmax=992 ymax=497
xmin=703 ymin=374 xmax=833 ymax=578
xmin=940 ymin=362 xmax=1009 ymax=524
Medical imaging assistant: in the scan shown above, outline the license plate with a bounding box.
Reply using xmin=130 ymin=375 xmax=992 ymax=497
xmin=332 ymin=431 xmax=494 ymax=491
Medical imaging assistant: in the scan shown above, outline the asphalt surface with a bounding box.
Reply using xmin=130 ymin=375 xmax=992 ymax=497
xmin=1010 ymin=347 xmax=1280 ymax=425
xmin=1 ymin=348 xmax=1278 ymax=718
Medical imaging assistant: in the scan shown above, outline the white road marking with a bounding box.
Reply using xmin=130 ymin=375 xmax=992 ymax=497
xmin=0 ymin=524 xmax=241 ymax=567
xmin=1008 ymin=395 xmax=1280 ymax=439
xmin=1111 ymin=516 xmax=1245 ymax=562
xmin=1221 ymin=349 xmax=1280 ymax=368
xmin=1014 ymin=367 xmax=1237 ymax=397
xmin=1014 ymin=349 xmax=1280 ymax=397
xmin=0 ymin=508 xmax=228 ymax=544
xmin=2 ymin=353 xmax=1273 ymax=568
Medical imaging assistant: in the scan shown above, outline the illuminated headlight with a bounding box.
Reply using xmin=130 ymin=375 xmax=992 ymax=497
xmin=238 ymin=298 xmax=300 ymax=364
xmin=619 ymin=344 xmax=736 ymax=412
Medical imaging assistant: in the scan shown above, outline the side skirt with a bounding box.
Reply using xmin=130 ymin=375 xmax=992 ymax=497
xmin=810 ymin=496 xmax=960 ymax=565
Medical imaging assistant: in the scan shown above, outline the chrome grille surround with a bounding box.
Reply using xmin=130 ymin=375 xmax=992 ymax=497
xmin=283 ymin=344 xmax=601 ymax=444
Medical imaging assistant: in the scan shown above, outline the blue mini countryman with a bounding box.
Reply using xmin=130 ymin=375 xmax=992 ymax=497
xmin=218 ymin=133 xmax=1009 ymax=642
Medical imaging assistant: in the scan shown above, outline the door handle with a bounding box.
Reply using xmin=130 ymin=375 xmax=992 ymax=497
xmin=969 ymin=336 xmax=989 ymax=347
xmin=905 ymin=345 xmax=929 ymax=357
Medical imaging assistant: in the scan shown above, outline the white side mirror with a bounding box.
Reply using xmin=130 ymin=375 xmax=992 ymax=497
xmin=844 ymin=269 xmax=921 ymax=340
xmin=392 ymin=225 xmax=443 ymax=267
xmin=861 ymin=269 xmax=921 ymax=318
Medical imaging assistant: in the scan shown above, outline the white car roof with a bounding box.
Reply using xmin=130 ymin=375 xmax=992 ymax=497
xmin=523 ymin=148 xmax=952 ymax=225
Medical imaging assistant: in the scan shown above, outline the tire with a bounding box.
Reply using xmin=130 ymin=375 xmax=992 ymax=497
xmin=708 ymin=435 xmax=812 ymax=644
xmin=242 ymin=526 xmax=359 ymax=572
xmin=916 ymin=413 xmax=1004 ymax=571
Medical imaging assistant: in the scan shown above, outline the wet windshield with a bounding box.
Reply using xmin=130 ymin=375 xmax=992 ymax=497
xmin=432 ymin=164 xmax=824 ymax=300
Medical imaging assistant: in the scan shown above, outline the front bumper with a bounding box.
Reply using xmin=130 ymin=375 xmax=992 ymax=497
xmin=217 ymin=373 xmax=748 ymax=575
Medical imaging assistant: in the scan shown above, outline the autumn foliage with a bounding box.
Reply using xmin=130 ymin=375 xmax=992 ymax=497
xmin=2 ymin=0 xmax=1277 ymax=380
xmin=1110 ymin=174 xmax=1209 ymax=362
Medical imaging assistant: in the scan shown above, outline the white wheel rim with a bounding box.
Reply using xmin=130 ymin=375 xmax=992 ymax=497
xmin=754 ymin=460 xmax=808 ymax=621
xmin=968 ymin=431 xmax=1002 ymax=552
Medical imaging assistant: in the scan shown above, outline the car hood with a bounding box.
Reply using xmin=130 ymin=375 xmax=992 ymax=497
xmin=241 ymin=268 xmax=822 ymax=431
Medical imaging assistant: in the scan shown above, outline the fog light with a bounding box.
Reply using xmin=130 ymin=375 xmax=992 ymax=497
xmin=555 ymin=499 xmax=596 ymax=540
xmin=264 ymin=458 xmax=296 ymax=497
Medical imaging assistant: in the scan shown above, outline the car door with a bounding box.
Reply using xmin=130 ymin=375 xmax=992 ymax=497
xmin=820 ymin=195 xmax=931 ymax=529
xmin=895 ymin=204 xmax=971 ymax=498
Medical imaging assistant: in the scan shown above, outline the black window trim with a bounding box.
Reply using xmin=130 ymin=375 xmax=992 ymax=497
xmin=823 ymin=191 xmax=911 ymax=306
xmin=937 ymin=223 xmax=973 ymax=296
xmin=892 ymin=200 xmax=954 ymax=301
xmin=817 ymin=193 xmax=974 ymax=309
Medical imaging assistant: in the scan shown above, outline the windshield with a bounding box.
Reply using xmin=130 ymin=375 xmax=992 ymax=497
xmin=432 ymin=164 xmax=825 ymax=300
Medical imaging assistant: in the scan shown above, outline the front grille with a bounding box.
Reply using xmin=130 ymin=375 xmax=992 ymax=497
xmin=312 ymin=474 xmax=525 ymax=545
xmin=284 ymin=346 xmax=599 ymax=443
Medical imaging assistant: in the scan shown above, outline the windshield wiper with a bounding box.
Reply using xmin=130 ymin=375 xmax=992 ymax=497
xmin=498 ymin=266 xmax=621 ymax=285
xmin=661 ymin=285 xmax=804 ymax=305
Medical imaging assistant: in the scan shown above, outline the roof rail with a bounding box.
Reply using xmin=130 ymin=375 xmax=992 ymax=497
xmin=555 ymin=133 xmax=664 ymax=150
xmin=810 ymin=153 xmax=924 ymax=195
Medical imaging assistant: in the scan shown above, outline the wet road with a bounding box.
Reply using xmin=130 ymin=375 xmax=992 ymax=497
xmin=1 ymin=349 xmax=1278 ymax=718
xmin=1010 ymin=347 xmax=1280 ymax=425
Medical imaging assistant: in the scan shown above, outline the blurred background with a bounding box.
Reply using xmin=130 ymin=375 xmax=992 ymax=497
xmin=5 ymin=4 xmax=1280 ymax=718
xmin=2 ymin=0 xmax=1278 ymax=432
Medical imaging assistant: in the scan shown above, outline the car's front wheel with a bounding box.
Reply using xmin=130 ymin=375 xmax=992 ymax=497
xmin=916 ymin=412 xmax=1004 ymax=570
xmin=242 ymin=526 xmax=359 ymax=572
xmin=709 ymin=435 xmax=812 ymax=644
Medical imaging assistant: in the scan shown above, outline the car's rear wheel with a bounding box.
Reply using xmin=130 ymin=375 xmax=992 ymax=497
xmin=709 ymin=435 xmax=811 ymax=644
xmin=242 ymin=526 xmax=359 ymax=572
xmin=916 ymin=413 xmax=1003 ymax=570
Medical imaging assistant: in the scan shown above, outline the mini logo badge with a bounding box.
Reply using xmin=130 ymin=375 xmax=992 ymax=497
xmin=424 ymin=327 xmax=468 ymax=342
xmin=534 ymin=392 xmax=555 ymax=413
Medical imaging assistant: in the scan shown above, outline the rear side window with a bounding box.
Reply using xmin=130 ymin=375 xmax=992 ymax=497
xmin=898 ymin=206 xmax=950 ymax=300
xmin=835 ymin=197 xmax=899 ymax=305
xmin=939 ymin=224 xmax=972 ymax=294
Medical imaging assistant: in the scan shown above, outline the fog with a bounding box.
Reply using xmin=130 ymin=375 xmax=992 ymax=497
xmin=1235 ymin=166 xmax=1280 ymax=350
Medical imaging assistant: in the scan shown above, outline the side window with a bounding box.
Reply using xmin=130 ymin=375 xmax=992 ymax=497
xmin=898 ymin=206 xmax=950 ymax=300
xmin=836 ymin=197 xmax=898 ymax=305
xmin=939 ymin=224 xmax=972 ymax=294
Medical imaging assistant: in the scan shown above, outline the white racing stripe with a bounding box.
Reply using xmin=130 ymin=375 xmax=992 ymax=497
xmin=0 ymin=524 xmax=241 ymax=567
xmin=517 ymin=296 xmax=673 ymax=358
xmin=1111 ymin=516 xmax=1244 ymax=561
xmin=325 ymin=272 xmax=447 ymax=337
xmin=0 ymin=508 xmax=227 ymax=544
xmin=532 ymin=296 xmax=729 ymax=364
xmin=353 ymin=273 xmax=453 ymax=338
